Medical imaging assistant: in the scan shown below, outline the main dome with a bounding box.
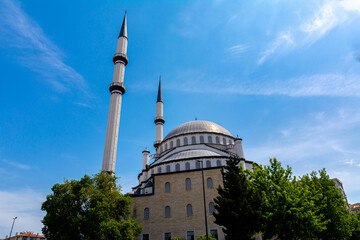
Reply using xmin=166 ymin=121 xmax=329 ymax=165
xmin=164 ymin=120 xmax=233 ymax=140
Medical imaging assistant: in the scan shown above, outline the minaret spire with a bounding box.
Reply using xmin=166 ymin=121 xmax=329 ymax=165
xmin=157 ymin=75 xmax=163 ymax=103
xmin=154 ymin=75 xmax=165 ymax=150
xmin=119 ymin=11 xmax=127 ymax=38
xmin=102 ymin=11 xmax=128 ymax=174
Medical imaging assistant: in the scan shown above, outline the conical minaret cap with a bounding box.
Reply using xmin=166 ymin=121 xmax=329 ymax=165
xmin=157 ymin=75 xmax=163 ymax=103
xmin=118 ymin=11 xmax=127 ymax=38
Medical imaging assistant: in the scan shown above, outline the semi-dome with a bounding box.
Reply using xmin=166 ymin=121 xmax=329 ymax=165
xmin=164 ymin=120 xmax=233 ymax=140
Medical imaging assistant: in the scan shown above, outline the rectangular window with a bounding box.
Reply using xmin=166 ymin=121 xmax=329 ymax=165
xmin=187 ymin=231 xmax=195 ymax=240
xmin=142 ymin=233 xmax=150 ymax=240
xmin=210 ymin=229 xmax=218 ymax=240
xmin=164 ymin=232 xmax=172 ymax=240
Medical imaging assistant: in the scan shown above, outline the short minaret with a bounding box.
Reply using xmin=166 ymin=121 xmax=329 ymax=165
xmin=234 ymin=136 xmax=246 ymax=169
xmin=142 ymin=149 xmax=150 ymax=170
xmin=154 ymin=76 xmax=165 ymax=150
xmin=102 ymin=12 xmax=128 ymax=173
xmin=234 ymin=137 xmax=245 ymax=159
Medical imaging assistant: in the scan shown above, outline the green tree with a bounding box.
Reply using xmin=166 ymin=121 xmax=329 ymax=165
xmin=41 ymin=172 xmax=142 ymax=240
xmin=251 ymin=158 xmax=325 ymax=240
xmin=300 ymin=169 xmax=355 ymax=240
xmin=350 ymin=211 xmax=360 ymax=240
xmin=213 ymin=156 xmax=262 ymax=240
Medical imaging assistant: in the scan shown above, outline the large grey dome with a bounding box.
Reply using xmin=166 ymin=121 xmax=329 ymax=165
xmin=164 ymin=120 xmax=233 ymax=140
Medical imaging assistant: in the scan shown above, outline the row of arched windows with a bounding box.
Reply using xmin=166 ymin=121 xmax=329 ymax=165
xmin=160 ymin=135 xmax=232 ymax=153
xmin=155 ymin=160 xmax=222 ymax=174
xmin=164 ymin=177 xmax=213 ymax=192
xmin=143 ymin=202 xmax=215 ymax=219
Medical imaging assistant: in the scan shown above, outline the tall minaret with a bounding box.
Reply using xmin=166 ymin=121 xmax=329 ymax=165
xmin=102 ymin=12 xmax=128 ymax=173
xmin=154 ymin=76 xmax=165 ymax=151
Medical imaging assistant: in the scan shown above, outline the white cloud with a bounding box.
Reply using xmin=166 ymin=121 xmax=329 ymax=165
xmin=340 ymin=0 xmax=360 ymax=14
xmin=0 ymin=0 xmax=87 ymax=94
xmin=258 ymin=0 xmax=360 ymax=64
xmin=0 ymin=189 xmax=45 ymax=238
xmin=2 ymin=159 xmax=31 ymax=170
xmin=301 ymin=3 xmax=339 ymax=44
xmin=258 ymin=33 xmax=294 ymax=65
xmin=167 ymin=71 xmax=360 ymax=98
xmin=227 ymin=44 xmax=250 ymax=57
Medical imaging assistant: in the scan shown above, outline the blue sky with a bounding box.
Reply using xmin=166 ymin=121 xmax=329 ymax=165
xmin=1 ymin=0 xmax=360 ymax=236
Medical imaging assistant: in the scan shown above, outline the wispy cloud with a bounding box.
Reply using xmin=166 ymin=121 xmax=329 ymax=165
xmin=301 ymin=3 xmax=338 ymax=44
xmin=0 ymin=189 xmax=45 ymax=237
xmin=3 ymin=159 xmax=31 ymax=170
xmin=0 ymin=0 xmax=88 ymax=95
xmin=226 ymin=44 xmax=250 ymax=57
xmin=257 ymin=0 xmax=360 ymax=64
xmin=247 ymin=109 xmax=360 ymax=162
xmin=258 ymin=33 xmax=294 ymax=65
xmin=166 ymin=71 xmax=360 ymax=98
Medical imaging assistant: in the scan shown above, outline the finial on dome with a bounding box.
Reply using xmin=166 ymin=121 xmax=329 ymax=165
xmin=195 ymin=117 xmax=197 ymax=121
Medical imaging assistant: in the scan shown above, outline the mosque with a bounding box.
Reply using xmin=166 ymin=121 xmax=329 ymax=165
xmin=101 ymin=13 xmax=256 ymax=240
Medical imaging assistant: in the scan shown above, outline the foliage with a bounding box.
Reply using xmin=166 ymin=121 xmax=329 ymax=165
xmin=350 ymin=212 xmax=360 ymax=240
xmin=213 ymin=156 xmax=262 ymax=240
xmin=215 ymin=157 xmax=360 ymax=240
xmin=41 ymin=172 xmax=142 ymax=240
xmin=251 ymin=158 xmax=327 ymax=240
xmin=171 ymin=237 xmax=185 ymax=240
xmin=196 ymin=234 xmax=216 ymax=240
xmin=299 ymin=169 xmax=353 ymax=240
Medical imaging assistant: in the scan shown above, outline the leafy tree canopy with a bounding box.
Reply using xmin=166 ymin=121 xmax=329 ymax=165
xmin=214 ymin=156 xmax=261 ymax=240
xmin=41 ymin=172 xmax=142 ymax=240
xmin=215 ymin=157 xmax=360 ymax=240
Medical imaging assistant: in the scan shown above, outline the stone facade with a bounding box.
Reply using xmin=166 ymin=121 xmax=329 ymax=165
xmin=132 ymin=167 xmax=225 ymax=240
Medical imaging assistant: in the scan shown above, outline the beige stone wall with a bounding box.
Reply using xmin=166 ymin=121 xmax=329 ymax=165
xmin=132 ymin=167 xmax=225 ymax=240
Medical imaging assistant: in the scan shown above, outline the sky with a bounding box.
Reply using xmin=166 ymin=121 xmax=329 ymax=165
xmin=0 ymin=0 xmax=360 ymax=236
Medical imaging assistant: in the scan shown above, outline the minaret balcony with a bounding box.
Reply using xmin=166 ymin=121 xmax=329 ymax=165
xmin=154 ymin=116 xmax=165 ymax=124
xmin=113 ymin=53 xmax=128 ymax=65
xmin=109 ymin=82 xmax=126 ymax=95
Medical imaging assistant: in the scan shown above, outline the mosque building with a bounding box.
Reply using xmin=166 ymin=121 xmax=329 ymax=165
xmin=101 ymin=13 xmax=257 ymax=240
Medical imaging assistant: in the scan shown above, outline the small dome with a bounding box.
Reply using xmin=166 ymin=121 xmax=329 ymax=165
xmin=164 ymin=120 xmax=233 ymax=140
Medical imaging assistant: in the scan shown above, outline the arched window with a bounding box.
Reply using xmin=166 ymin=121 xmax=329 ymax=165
xmin=216 ymin=160 xmax=221 ymax=166
xmin=209 ymin=202 xmax=215 ymax=214
xmin=160 ymin=146 xmax=163 ymax=152
xmin=185 ymin=162 xmax=190 ymax=170
xmin=206 ymin=160 xmax=211 ymax=168
xmin=200 ymin=135 xmax=204 ymax=143
xmin=191 ymin=136 xmax=196 ymax=144
xmin=196 ymin=161 xmax=201 ymax=169
xmin=166 ymin=165 xmax=170 ymax=172
xmin=165 ymin=206 xmax=171 ymax=217
xmin=176 ymin=139 xmax=180 ymax=146
xmin=158 ymin=167 xmax=162 ymax=173
xmin=165 ymin=182 xmax=170 ymax=192
xmin=151 ymin=169 xmax=154 ymax=175
xmin=165 ymin=143 xmax=168 ymax=150
xmin=184 ymin=137 xmax=188 ymax=145
xmin=216 ymin=136 xmax=220 ymax=144
xmin=175 ymin=163 xmax=180 ymax=172
xmin=207 ymin=177 xmax=213 ymax=188
xmin=186 ymin=204 xmax=193 ymax=216
xmin=223 ymin=138 xmax=227 ymax=145
xmin=144 ymin=208 xmax=149 ymax=219
xmin=208 ymin=136 xmax=213 ymax=143
xmin=170 ymin=141 xmax=174 ymax=148
xmin=185 ymin=178 xmax=191 ymax=190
